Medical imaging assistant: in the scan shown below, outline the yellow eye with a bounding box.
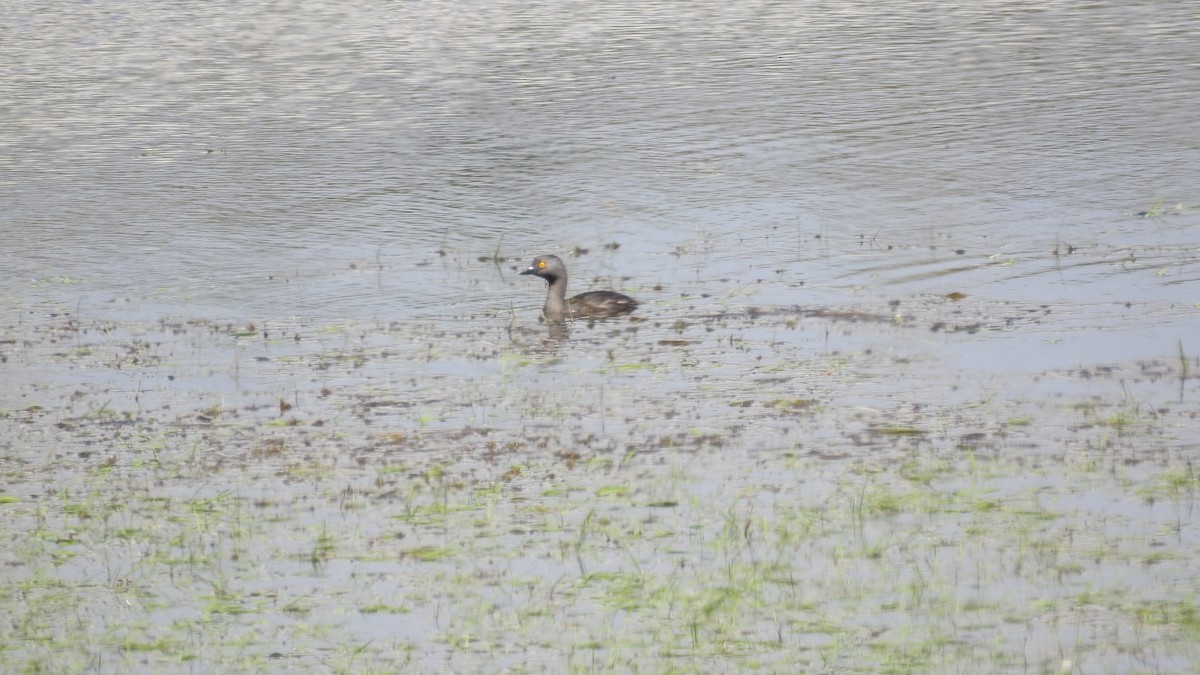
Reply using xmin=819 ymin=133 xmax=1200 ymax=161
xmin=538 ymin=261 xmax=546 ymax=269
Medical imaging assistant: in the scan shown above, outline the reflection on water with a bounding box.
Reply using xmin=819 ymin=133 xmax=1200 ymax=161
xmin=1 ymin=0 xmax=1197 ymax=328
xmin=2 ymin=3 xmax=1199 ymax=671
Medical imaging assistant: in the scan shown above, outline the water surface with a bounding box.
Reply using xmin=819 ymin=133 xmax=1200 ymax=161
xmin=2 ymin=1 xmax=1198 ymax=672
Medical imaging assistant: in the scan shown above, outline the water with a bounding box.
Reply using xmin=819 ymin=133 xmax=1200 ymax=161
xmin=3 ymin=0 xmax=1196 ymax=327
xmin=3 ymin=3 xmax=1200 ymax=671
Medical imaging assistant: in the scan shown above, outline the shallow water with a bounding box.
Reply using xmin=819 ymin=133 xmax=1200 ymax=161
xmin=4 ymin=0 xmax=1197 ymax=321
xmin=2 ymin=0 xmax=1199 ymax=672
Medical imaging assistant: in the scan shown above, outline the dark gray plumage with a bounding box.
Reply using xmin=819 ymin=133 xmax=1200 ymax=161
xmin=520 ymin=254 xmax=638 ymax=321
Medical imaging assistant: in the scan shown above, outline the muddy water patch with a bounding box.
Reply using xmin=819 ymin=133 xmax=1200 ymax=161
xmin=1 ymin=300 xmax=1196 ymax=671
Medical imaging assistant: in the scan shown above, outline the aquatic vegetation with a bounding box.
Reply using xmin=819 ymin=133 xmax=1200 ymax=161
xmin=0 ymin=292 xmax=1197 ymax=673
